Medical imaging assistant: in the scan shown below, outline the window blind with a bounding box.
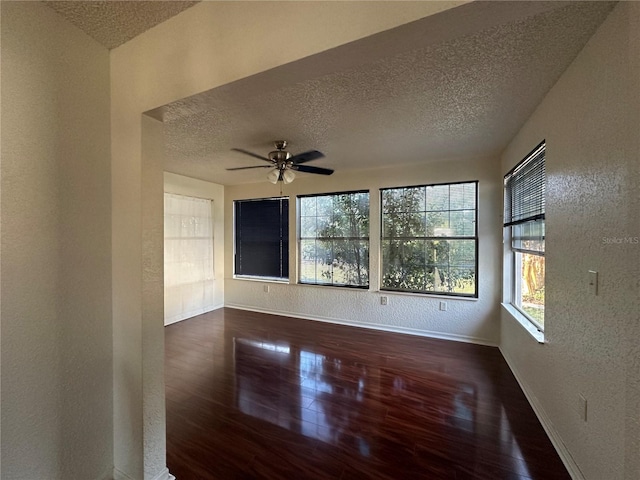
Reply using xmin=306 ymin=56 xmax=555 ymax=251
xmin=504 ymin=141 xmax=546 ymax=227
xmin=164 ymin=193 xmax=215 ymax=325
xmin=234 ymin=197 xmax=289 ymax=280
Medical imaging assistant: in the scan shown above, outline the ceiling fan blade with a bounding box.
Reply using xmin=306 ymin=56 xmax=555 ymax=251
xmin=289 ymin=150 xmax=324 ymax=165
xmin=226 ymin=165 xmax=273 ymax=171
xmin=292 ymin=165 xmax=334 ymax=175
xmin=231 ymin=148 xmax=272 ymax=163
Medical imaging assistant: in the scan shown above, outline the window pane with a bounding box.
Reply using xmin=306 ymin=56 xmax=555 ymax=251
xmin=330 ymin=239 xmax=369 ymax=286
xmin=449 ymin=210 xmax=476 ymax=236
xmin=316 ymin=196 xmax=333 ymax=216
xmin=300 ymin=196 xmax=316 ymax=216
xmin=512 ymin=220 xmax=545 ymax=253
xmin=381 ymin=182 xmax=477 ymax=296
xmin=449 ymin=183 xmax=465 ymax=210
xmin=300 ymin=216 xmax=317 ymax=238
xmin=298 ymin=191 xmax=369 ymax=287
xmin=428 ymin=211 xmax=451 ymax=236
xmin=381 ymin=239 xmax=426 ymax=291
xmin=383 ymin=212 xmax=426 ymax=238
xmin=382 ymin=187 xmax=424 ymax=213
xmin=515 ymin=251 xmax=545 ymax=328
xmin=426 ymin=184 xmax=450 ymax=211
xmin=299 ymin=239 xmax=318 ymax=283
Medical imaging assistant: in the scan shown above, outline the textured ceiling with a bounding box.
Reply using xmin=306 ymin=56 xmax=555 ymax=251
xmin=45 ymin=0 xmax=199 ymax=49
xmin=156 ymin=1 xmax=615 ymax=186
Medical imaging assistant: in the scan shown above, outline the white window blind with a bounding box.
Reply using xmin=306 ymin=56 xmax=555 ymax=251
xmin=164 ymin=193 xmax=215 ymax=325
xmin=504 ymin=142 xmax=546 ymax=227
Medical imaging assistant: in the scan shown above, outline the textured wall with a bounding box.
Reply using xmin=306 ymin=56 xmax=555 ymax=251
xmin=110 ymin=2 xmax=461 ymax=477
xmin=0 ymin=2 xmax=113 ymax=479
xmin=225 ymin=157 xmax=502 ymax=346
xmin=499 ymin=3 xmax=640 ymax=479
xmin=164 ymin=172 xmax=225 ymax=319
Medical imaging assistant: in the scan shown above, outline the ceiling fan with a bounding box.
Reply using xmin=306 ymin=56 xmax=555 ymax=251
xmin=227 ymin=140 xmax=334 ymax=184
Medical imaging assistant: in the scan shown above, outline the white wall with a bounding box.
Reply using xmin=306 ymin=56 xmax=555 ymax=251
xmin=164 ymin=172 xmax=225 ymax=322
xmin=499 ymin=3 xmax=640 ymax=479
xmin=0 ymin=2 xmax=113 ymax=479
xmin=225 ymin=156 xmax=502 ymax=345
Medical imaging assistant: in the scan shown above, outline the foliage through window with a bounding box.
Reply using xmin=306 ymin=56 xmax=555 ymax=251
xmin=299 ymin=191 xmax=369 ymax=287
xmin=381 ymin=182 xmax=477 ymax=296
xmin=234 ymin=197 xmax=289 ymax=281
xmin=504 ymin=141 xmax=545 ymax=330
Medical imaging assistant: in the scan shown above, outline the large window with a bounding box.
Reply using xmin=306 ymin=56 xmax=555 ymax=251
xmin=234 ymin=197 xmax=289 ymax=281
xmin=504 ymin=141 xmax=546 ymax=330
xmin=164 ymin=193 xmax=215 ymax=325
xmin=299 ymin=191 xmax=369 ymax=287
xmin=381 ymin=182 xmax=477 ymax=297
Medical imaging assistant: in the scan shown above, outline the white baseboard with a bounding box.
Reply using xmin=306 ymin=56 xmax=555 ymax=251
xmin=113 ymin=467 xmax=175 ymax=480
xmin=113 ymin=469 xmax=135 ymax=480
xmin=499 ymin=347 xmax=584 ymax=480
xmin=225 ymin=303 xmax=497 ymax=347
xmin=150 ymin=467 xmax=175 ymax=480
xmin=164 ymin=303 xmax=224 ymax=326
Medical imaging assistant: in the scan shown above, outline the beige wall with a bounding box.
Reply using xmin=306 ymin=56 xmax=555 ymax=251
xmin=0 ymin=2 xmax=113 ymax=479
xmin=110 ymin=2 xmax=459 ymax=477
xmin=225 ymin=157 xmax=502 ymax=345
xmin=499 ymin=3 xmax=640 ymax=479
xmin=164 ymin=172 xmax=225 ymax=321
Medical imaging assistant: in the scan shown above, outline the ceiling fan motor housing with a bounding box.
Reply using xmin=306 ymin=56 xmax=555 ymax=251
xmin=268 ymin=149 xmax=292 ymax=167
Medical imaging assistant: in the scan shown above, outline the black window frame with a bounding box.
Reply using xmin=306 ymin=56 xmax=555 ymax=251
xmin=380 ymin=180 xmax=478 ymax=298
xmin=298 ymin=189 xmax=370 ymax=288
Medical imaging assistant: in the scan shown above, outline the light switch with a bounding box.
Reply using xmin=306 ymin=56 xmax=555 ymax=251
xmin=579 ymin=394 xmax=588 ymax=422
xmin=588 ymin=270 xmax=598 ymax=296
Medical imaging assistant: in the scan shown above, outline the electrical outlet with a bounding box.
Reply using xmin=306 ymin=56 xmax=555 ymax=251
xmin=263 ymin=284 xmax=270 ymax=293
xmin=380 ymin=296 xmax=388 ymax=306
xmin=579 ymin=394 xmax=588 ymax=422
xmin=439 ymin=301 xmax=447 ymax=311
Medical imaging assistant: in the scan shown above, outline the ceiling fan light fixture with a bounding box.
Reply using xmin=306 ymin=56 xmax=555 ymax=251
xmin=267 ymin=169 xmax=280 ymax=184
xmin=282 ymin=169 xmax=296 ymax=184
xmin=230 ymin=140 xmax=332 ymax=184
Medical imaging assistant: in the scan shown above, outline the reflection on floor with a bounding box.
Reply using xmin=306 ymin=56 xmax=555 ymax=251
xmin=165 ymin=308 xmax=569 ymax=480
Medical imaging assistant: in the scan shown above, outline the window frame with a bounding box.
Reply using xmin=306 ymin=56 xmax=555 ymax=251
xmin=233 ymin=196 xmax=289 ymax=282
xmin=380 ymin=180 xmax=479 ymax=298
xmin=297 ymin=189 xmax=370 ymax=289
xmin=504 ymin=141 xmax=546 ymax=332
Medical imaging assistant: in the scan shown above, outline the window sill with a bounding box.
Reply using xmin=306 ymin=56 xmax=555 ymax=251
xmin=380 ymin=290 xmax=478 ymax=301
xmin=501 ymin=303 xmax=545 ymax=343
xmin=233 ymin=275 xmax=289 ymax=284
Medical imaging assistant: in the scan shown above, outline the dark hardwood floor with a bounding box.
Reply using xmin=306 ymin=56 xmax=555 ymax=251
xmin=165 ymin=308 xmax=570 ymax=480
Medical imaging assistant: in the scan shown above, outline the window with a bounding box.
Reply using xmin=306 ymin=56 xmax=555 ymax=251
xmin=164 ymin=193 xmax=215 ymax=324
xmin=504 ymin=141 xmax=545 ymax=330
xmin=381 ymin=182 xmax=477 ymax=297
xmin=234 ymin=197 xmax=289 ymax=281
xmin=299 ymin=191 xmax=369 ymax=287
